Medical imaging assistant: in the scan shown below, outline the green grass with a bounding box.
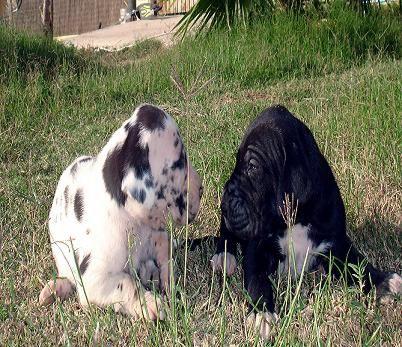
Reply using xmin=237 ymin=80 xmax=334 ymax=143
xmin=0 ymin=5 xmax=401 ymax=346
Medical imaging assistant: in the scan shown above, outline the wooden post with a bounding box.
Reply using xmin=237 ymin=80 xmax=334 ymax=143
xmin=41 ymin=0 xmax=53 ymax=38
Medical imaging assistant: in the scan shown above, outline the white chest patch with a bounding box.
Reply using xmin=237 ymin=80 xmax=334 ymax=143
xmin=278 ymin=223 xmax=331 ymax=277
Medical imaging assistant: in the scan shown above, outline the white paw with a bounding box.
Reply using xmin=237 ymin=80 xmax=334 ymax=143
xmin=142 ymin=291 xmax=165 ymax=321
xmin=211 ymin=252 xmax=237 ymax=276
xmin=377 ymin=273 xmax=402 ymax=304
xmin=39 ymin=278 xmax=73 ymax=306
xmin=247 ymin=311 xmax=279 ymax=339
xmin=386 ymin=273 xmax=402 ymax=294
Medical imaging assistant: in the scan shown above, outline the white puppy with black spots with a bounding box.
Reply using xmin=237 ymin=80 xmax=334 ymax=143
xmin=39 ymin=104 xmax=203 ymax=320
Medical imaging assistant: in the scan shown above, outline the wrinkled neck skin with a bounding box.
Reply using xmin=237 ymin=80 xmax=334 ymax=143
xmin=222 ymin=159 xmax=282 ymax=242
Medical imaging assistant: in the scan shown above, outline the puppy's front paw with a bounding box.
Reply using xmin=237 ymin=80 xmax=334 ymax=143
xmin=247 ymin=311 xmax=279 ymax=340
xmin=211 ymin=252 xmax=237 ymax=276
xmin=377 ymin=273 xmax=402 ymax=303
xmin=142 ymin=291 xmax=165 ymax=321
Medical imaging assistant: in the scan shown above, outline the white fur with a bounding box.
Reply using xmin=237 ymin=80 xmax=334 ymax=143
xmin=247 ymin=311 xmax=279 ymax=340
xmin=211 ymin=252 xmax=237 ymax=276
xmin=278 ymin=223 xmax=331 ymax=276
xmin=40 ymin=104 xmax=202 ymax=321
xmin=386 ymin=273 xmax=402 ymax=295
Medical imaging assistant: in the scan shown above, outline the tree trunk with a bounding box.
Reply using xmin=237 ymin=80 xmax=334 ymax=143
xmin=41 ymin=0 xmax=53 ymax=38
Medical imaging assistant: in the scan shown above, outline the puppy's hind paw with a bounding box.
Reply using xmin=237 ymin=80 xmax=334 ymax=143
xmin=142 ymin=291 xmax=165 ymax=321
xmin=247 ymin=311 xmax=279 ymax=340
xmin=211 ymin=252 xmax=237 ymax=276
xmin=39 ymin=278 xmax=74 ymax=306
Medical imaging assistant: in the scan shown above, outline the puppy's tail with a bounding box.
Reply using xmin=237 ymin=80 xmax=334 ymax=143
xmin=39 ymin=278 xmax=74 ymax=306
xmin=175 ymin=236 xmax=219 ymax=251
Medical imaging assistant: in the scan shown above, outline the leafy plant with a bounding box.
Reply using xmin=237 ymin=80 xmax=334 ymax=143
xmin=175 ymin=0 xmax=275 ymax=37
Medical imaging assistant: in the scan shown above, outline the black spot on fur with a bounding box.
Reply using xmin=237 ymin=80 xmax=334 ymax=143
xmin=174 ymin=138 xmax=179 ymax=147
xmin=79 ymin=156 xmax=92 ymax=163
xmin=156 ymin=185 xmax=166 ymax=200
xmin=175 ymin=194 xmax=185 ymax=216
xmin=145 ymin=176 xmax=154 ymax=188
xmin=102 ymin=147 xmax=128 ymax=205
xmin=79 ymin=254 xmax=91 ymax=275
xmin=71 ymin=162 xmax=78 ymax=175
xmin=74 ymin=189 xmax=84 ymax=221
xmin=162 ymin=167 xmax=168 ymax=175
xmin=103 ymin=123 xmax=151 ymax=205
xmin=117 ymin=283 xmax=123 ymax=291
xmin=86 ymin=229 xmax=90 ymax=235
xmin=64 ymin=186 xmax=69 ymax=215
xmin=132 ymin=188 xmax=146 ymax=204
xmin=137 ymin=104 xmax=166 ymax=131
xmin=171 ymin=146 xmax=187 ymax=170
xmin=70 ymin=157 xmax=92 ymax=175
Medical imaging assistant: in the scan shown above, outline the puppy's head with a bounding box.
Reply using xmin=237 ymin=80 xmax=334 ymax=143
xmin=103 ymin=104 xmax=202 ymax=228
xmin=221 ymin=124 xmax=285 ymax=240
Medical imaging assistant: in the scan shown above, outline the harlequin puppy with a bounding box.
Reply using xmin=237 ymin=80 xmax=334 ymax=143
xmin=211 ymin=105 xmax=401 ymax=337
xmin=39 ymin=104 xmax=202 ymax=320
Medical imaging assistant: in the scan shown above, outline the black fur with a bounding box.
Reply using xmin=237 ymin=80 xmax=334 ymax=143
xmin=175 ymin=194 xmax=185 ymax=216
xmin=64 ymin=186 xmax=69 ymax=215
xmin=103 ymin=123 xmax=150 ymax=205
xmin=171 ymin=145 xmax=187 ymax=171
xmin=74 ymin=189 xmax=84 ymax=222
xmin=131 ymin=188 xmax=146 ymax=204
xmin=214 ymin=105 xmax=393 ymax=315
xmin=79 ymin=254 xmax=91 ymax=275
xmin=136 ymin=104 xmax=166 ymax=131
xmin=156 ymin=185 xmax=166 ymax=200
xmin=144 ymin=176 xmax=154 ymax=188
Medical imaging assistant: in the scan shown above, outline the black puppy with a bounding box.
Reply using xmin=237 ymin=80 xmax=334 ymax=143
xmin=211 ymin=105 xmax=401 ymax=337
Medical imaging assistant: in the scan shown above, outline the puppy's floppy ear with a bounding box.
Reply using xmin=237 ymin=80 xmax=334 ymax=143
xmin=120 ymin=121 xmax=157 ymax=209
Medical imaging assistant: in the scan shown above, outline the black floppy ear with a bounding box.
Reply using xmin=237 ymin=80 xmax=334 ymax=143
xmin=103 ymin=122 xmax=153 ymax=207
xmin=120 ymin=123 xmax=157 ymax=209
xmin=123 ymin=123 xmax=151 ymax=178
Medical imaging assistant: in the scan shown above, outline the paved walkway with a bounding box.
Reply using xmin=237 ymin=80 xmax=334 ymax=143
xmin=56 ymin=15 xmax=183 ymax=50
